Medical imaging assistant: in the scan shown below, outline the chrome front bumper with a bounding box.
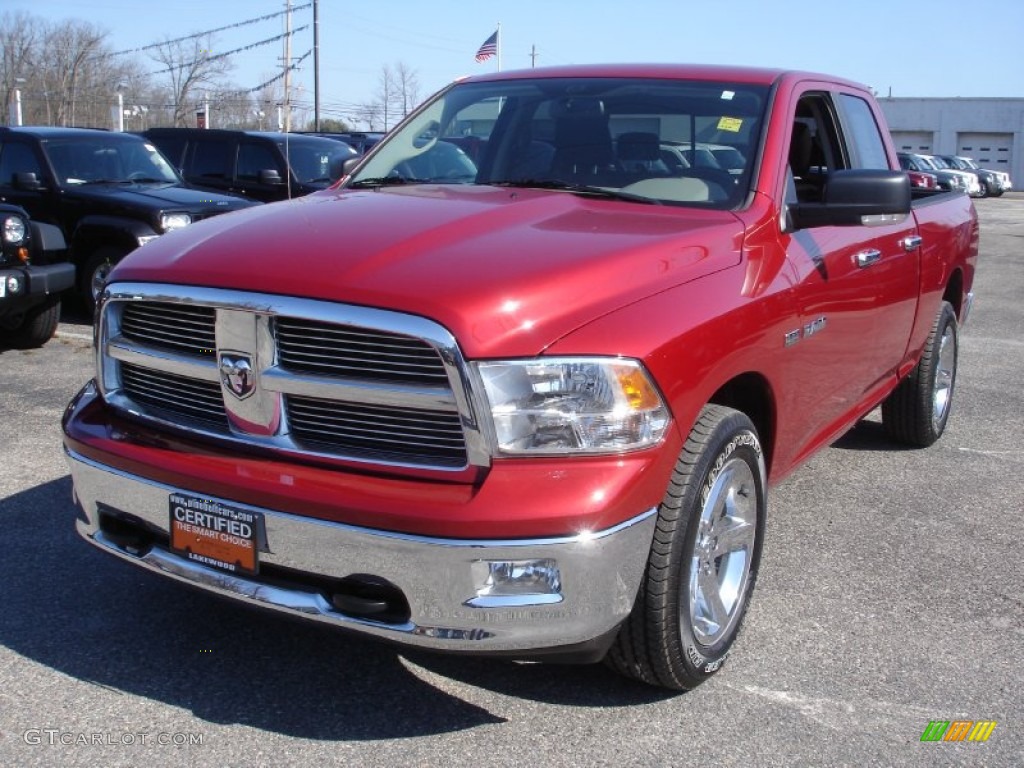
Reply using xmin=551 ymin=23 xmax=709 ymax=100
xmin=67 ymin=448 xmax=655 ymax=656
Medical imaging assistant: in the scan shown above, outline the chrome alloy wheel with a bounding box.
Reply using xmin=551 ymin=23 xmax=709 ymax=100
xmin=932 ymin=324 xmax=957 ymax=431
xmin=688 ymin=457 xmax=757 ymax=647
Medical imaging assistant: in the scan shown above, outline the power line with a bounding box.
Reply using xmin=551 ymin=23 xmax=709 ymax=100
xmin=246 ymin=50 xmax=312 ymax=93
xmin=148 ymin=27 xmax=308 ymax=77
xmin=107 ymin=4 xmax=312 ymax=57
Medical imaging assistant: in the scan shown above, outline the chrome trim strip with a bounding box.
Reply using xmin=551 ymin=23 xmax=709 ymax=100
xmin=108 ymin=338 xmax=220 ymax=382
xmin=99 ymin=282 xmax=490 ymax=471
xmin=261 ymin=366 xmax=458 ymax=410
xmin=68 ymin=448 xmax=656 ymax=652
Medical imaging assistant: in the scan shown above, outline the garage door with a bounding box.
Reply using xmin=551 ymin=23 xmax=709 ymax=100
xmin=891 ymin=131 xmax=933 ymax=153
xmin=957 ymin=132 xmax=1013 ymax=170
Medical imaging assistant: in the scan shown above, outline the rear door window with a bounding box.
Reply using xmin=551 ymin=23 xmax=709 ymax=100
xmin=187 ymin=139 xmax=234 ymax=180
xmin=839 ymin=94 xmax=890 ymax=170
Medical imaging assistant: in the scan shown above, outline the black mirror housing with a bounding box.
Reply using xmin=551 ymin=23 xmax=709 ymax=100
xmin=258 ymin=169 xmax=284 ymax=185
xmin=14 ymin=172 xmax=44 ymax=191
xmin=789 ymin=169 xmax=911 ymax=230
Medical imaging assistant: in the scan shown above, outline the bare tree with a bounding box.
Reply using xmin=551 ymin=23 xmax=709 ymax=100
xmin=355 ymin=102 xmax=383 ymax=131
xmin=44 ymin=19 xmax=108 ymax=126
xmin=150 ymin=34 xmax=232 ymax=127
xmin=365 ymin=62 xmax=421 ymax=131
xmin=0 ymin=11 xmax=38 ymax=125
xmin=393 ymin=62 xmax=420 ymax=119
xmin=2 ymin=13 xmax=138 ymax=128
xmin=377 ymin=64 xmax=395 ymax=131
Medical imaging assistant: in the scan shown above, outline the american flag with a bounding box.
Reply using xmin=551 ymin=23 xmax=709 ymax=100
xmin=475 ymin=31 xmax=498 ymax=62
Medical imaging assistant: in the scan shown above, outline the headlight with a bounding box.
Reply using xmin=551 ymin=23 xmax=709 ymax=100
xmin=476 ymin=358 xmax=670 ymax=455
xmin=160 ymin=213 xmax=192 ymax=231
xmin=2 ymin=215 xmax=27 ymax=245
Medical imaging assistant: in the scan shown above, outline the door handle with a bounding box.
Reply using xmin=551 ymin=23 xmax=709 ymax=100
xmin=855 ymin=249 xmax=882 ymax=268
xmin=902 ymin=235 xmax=923 ymax=251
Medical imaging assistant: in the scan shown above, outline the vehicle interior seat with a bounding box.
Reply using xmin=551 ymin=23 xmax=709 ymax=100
xmin=789 ymin=121 xmax=822 ymax=202
xmin=616 ymin=132 xmax=666 ymax=177
xmin=551 ymin=111 xmax=618 ymax=184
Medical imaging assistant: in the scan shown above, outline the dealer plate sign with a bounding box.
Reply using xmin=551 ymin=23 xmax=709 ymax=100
xmin=169 ymin=492 xmax=261 ymax=575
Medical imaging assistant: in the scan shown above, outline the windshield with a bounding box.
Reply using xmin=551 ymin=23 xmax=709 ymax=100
xmin=46 ymin=137 xmax=180 ymax=185
xmin=928 ymin=156 xmax=952 ymax=170
xmin=277 ymin=137 xmax=356 ymax=184
xmin=348 ymin=77 xmax=768 ymax=208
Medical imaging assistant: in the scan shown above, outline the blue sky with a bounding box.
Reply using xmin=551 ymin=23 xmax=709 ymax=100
xmin=8 ymin=0 xmax=1024 ymax=126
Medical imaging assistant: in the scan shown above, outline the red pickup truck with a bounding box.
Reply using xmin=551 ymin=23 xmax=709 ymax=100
xmin=63 ymin=64 xmax=978 ymax=691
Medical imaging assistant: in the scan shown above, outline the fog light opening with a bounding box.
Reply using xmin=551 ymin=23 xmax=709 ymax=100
xmin=471 ymin=558 xmax=562 ymax=600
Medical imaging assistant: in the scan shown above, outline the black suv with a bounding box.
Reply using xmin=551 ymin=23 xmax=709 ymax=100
xmin=0 ymin=127 xmax=258 ymax=311
xmin=0 ymin=202 xmax=72 ymax=348
xmin=142 ymin=129 xmax=357 ymax=203
xmin=300 ymin=131 xmax=386 ymax=155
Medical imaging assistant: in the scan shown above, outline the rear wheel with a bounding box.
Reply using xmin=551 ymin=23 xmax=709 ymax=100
xmin=605 ymin=405 xmax=766 ymax=690
xmin=882 ymin=301 xmax=958 ymax=447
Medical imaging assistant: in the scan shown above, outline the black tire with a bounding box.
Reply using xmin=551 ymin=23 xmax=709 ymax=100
xmin=605 ymin=404 xmax=766 ymax=690
xmin=979 ymin=180 xmax=991 ymax=198
xmin=882 ymin=300 xmax=958 ymax=447
xmin=7 ymin=297 xmax=61 ymax=349
xmin=78 ymin=247 xmax=124 ymax=316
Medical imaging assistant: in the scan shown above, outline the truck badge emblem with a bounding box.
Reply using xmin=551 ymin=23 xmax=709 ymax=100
xmin=219 ymin=352 xmax=255 ymax=400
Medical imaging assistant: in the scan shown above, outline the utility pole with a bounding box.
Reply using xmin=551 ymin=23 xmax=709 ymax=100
xmin=530 ymin=45 xmax=538 ymax=68
xmin=313 ymin=0 xmax=320 ymax=131
xmin=282 ymin=0 xmax=292 ymax=132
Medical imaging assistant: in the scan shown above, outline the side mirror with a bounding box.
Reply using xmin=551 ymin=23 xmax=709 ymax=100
xmin=341 ymin=157 xmax=361 ymax=177
xmin=14 ymin=172 xmax=44 ymax=191
xmin=258 ymin=169 xmax=284 ymax=185
xmin=787 ymin=169 xmax=911 ymax=230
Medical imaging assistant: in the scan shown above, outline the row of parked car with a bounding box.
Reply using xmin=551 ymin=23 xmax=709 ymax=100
xmin=897 ymin=151 xmax=1012 ymax=197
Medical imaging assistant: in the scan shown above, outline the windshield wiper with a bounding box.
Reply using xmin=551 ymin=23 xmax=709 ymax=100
xmin=490 ymin=179 xmax=662 ymax=205
xmin=348 ymin=175 xmax=426 ymax=189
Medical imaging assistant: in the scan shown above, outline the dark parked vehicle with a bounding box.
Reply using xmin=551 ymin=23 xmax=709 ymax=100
xmin=143 ymin=129 xmax=356 ymax=203
xmin=0 ymin=127 xmax=257 ymax=312
xmin=938 ymin=155 xmax=1011 ymax=197
xmin=302 ymin=131 xmax=386 ymax=155
xmin=0 ymin=202 xmax=72 ymax=348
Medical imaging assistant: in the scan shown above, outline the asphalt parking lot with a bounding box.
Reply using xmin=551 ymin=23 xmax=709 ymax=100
xmin=1 ymin=194 xmax=1021 ymax=767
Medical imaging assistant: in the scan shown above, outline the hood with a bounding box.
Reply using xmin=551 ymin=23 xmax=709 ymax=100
xmin=65 ymin=182 xmax=256 ymax=213
xmin=110 ymin=185 xmax=744 ymax=357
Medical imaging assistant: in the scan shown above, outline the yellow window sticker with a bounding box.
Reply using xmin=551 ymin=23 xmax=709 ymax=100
xmin=718 ymin=117 xmax=743 ymax=133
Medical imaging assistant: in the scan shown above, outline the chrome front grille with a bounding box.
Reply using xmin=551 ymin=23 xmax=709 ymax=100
xmin=99 ymin=284 xmax=488 ymax=472
xmin=276 ymin=318 xmax=449 ymax=384
xmin=121 ymin=363 xmax=228 ymax=427
xmin=287 ymin=396 xmax=467 ymax=467
xmin=121 ymin=302 xmax=216 ymax=358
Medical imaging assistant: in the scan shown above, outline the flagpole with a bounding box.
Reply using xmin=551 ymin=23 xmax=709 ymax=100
xmin=496 ymin=22 xmax=501 ymax=72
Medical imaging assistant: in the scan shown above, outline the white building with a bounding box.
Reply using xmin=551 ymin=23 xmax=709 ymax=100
xmin=878 ymin=97 xmax=1022 ymax=185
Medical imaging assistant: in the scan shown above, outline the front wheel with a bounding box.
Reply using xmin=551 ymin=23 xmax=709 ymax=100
xmin=78 ymin=247 xmax=124 ymax=315
xmin=5 ymin=297 xmax=61 ymax=349
xmin=882 ymin=300 xmax=958 ymax=447
xmin=605 ymin=405 xmax=766 ymax=690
